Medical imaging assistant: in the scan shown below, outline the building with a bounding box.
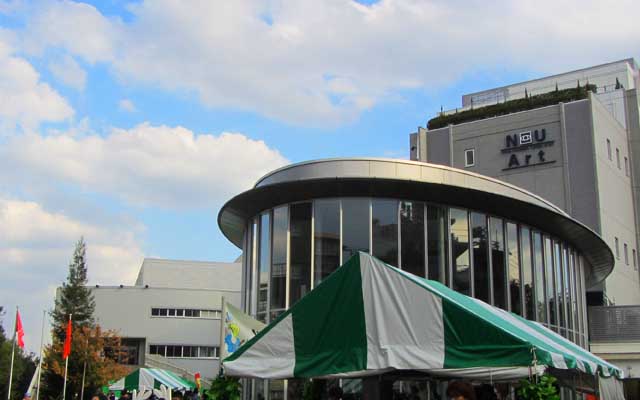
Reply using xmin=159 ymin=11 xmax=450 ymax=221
xmin=91 ymin=258 xmax=241 ymax=380
xmin=218 ymin=158 xmax=614 ymax=399
xmin=409 ymin=59 xmax=640 ymax=381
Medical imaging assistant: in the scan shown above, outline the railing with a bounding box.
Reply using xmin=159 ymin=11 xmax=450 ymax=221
xmin=589 ymin=305 xmax=640 ymax=342
xmin=144 ymin=353 xmax=213 ymax=387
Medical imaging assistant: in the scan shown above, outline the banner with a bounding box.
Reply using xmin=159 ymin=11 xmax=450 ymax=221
xmin=220 ymin=301 xmax=265 ymax=360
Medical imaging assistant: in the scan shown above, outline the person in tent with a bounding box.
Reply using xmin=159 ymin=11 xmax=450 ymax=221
xmin=446 ymin=381 xmax=476 ymax=400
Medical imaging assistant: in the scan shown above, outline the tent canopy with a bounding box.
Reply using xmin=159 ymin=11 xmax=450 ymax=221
xmin=223 ymin=252 xmax=622 ymax=380
xmin=109 ymin=368 xmax=195 ymax=392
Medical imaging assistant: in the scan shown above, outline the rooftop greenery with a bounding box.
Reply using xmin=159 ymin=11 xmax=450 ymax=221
xmin=427 ymin=84 xmax=597 ymax=130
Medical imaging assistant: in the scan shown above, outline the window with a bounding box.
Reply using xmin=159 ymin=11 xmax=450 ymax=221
xmin=615 ymin=237 xmax=620 ymax=259
xmin=490 ymin=217 xmax=507 ymax=309
xmin=372 ymin=199 xmax=399 ymax=266
xmin=289 ymin=202 xmax=312 ymax=304
xmin=400 ymin=201 xmax=425 ymax=278
xmin=471 ymin=213 xmax=489 ymax=303
xmin=151 ymin=308 xmax=159 ymax=316
xmin=624 ymin=243 xmax=629 ymax=265
xmin=270 ymin=206 xmax=288 ymax=321
xmin=158 ymin=308 xmax=167 ymax=316
xmin=176 ymin=309 xmax=184 ymax=317
xmin=427 ymin=205 xmax=448 ymax=283
xmin=450 ymin=209 xmax=470 ymax=295
xmin=616 ymin=148 xmax=621 ymax=169
xmin=464 ymin=149 xmax=475 ymax=167
xmin=607 ymin=139 xmax=612 ymax=160
xmin=150 ymin=344 xmax=219 ymax=359
xmin=634 ymin=249 xmax=638 ymax=270
xmin=151 ymin=308 xmax=220 ymax=319
xmin=625 ymin=157 xmax=630 ymax=176
xmin=314 ymin=199 xmax=340 ymax=285
xmin=168 ymin=308 xmax=176 ymax=316
xmin=342 ymin=198 xmax=370 ymax=262
xmin=507 ymin=223 xmax=521 ymax=315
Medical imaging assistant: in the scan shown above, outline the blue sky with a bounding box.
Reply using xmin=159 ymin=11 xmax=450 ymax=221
xmin=0 ymin=0 xmax=638 ymax=351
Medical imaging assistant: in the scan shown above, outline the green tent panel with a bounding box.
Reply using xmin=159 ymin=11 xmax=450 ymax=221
xmin=223 ymin=252 xmax=623 ymax=380
xmin=109 ymin=368 xmax=195 ymax=392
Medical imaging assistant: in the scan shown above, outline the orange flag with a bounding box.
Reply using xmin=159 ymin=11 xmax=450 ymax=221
xmin=62 ymin=317 xmax=72 ymax=359
xmin=15 ymin=310 xmax=25 ymax=349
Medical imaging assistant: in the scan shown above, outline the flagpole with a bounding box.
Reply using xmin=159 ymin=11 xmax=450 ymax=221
xmin=36 ymin=310 xmax=46 ymax=400
xmin=80 ymin=334 xmax=88 ymax=400
xmin=62 ymin=314 xmax=72 ymax=400
xmin=218 ymin=296 xmax=226 ymax=376
xmin=7 ymin=307 xmax=18 ymax=400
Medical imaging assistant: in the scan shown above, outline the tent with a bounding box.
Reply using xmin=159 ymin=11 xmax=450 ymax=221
xmin=223 ymin=252 xmax=623 ymax=381
xmin=108 ymin=368 xmax=195 ymax=392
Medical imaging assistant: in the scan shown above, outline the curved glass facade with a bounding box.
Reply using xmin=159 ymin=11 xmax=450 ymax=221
xmin=240 ymin=197 xmax=589 ymax=348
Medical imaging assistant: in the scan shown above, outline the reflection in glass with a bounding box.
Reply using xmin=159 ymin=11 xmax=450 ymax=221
xmin=342 ymin=198 xmax=370 ymax=262
xmin=249 ymin=219 xmax=258 ymax=315
xmin=544 ymin=237 xmax=556 ymax=327
xmin=450 ymin=209 xmax=470 ymax=295
xmin=257 ymin=212 xmax=270 ymax=322
xmin=290 ymin=203 xmax=311 ymax=306
xmin=471 ymin=213 xmax=489 ymax=303
xmin=563 ymin=247 xmax=572 ymax=340
xmin=314 ymin=199 xmax=340 ymax=285
xmin=554 ymin=241 xmax=565 ymax=333
xmin=533 ymin=232 xmax=546 ymax=323
xmin=490 ymin=217 xmax=507 ymax=309
xmin=521 ymin=227 xmax=534 ymax=320
xmin=507 ymin=223 xmax=521 ymax=315
xmin=372 ymin=199 xmax=398 ymax=266
xmin=270 ymin=206 xmax=288 ymax=321
xmin=570 ymin=251 xmax=579 ymax=340
xmin=427 ymin=205 xmax=447 ymax=283
xmin=400 ymin=201 xmax=425 ymax=277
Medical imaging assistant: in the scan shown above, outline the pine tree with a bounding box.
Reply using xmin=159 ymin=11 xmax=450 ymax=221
xmin=50 ymin=238 xmax=95 ymax=341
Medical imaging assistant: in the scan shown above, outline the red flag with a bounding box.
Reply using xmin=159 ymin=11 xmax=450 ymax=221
xmin=62 ymin=317 xmax=72 ymax=359
xmin=195 ymin=373 xmax=201 ymax=390
xmin=15 ymin=310 xmax=25 ymax=349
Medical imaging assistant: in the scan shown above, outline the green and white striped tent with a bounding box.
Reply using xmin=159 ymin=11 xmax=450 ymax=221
xmin=109 ymin=368 xmax=195 ymax=392
xmin=224 ymin=252 xmax=622 ymax=380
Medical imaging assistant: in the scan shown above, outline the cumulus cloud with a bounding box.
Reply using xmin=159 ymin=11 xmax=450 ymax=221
xmin=48 ymin=54 xmax=87 ymax=90
xmin=0 ymin=123 xmax=288 ymax=209
xmin=118 ymin=98 xmax=136 ymax=112
xmin=0 ymin=34 xmax=73 ymax=132
xmin=0 ymin=197 xmax=144 ymax=351
xmin=17 ymin=0 xmax=640 ymax=125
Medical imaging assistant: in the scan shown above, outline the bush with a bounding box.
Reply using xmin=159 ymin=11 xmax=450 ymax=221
xmin=427 ymin=85 xmax=597 ymax=130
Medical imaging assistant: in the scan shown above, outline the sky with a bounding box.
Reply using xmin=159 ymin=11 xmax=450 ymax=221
xmin=0 ymin=0 xmax=639 ymax=354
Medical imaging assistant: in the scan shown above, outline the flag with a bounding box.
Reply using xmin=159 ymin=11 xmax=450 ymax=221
xmin=62 ymin=318 xmax=72 ymax=359
xmin=194 ymin=373 xmax=201 ymax=390
xmin=220 ymin=301 xmax=265 ymax=360
xmin=16 ymin=310 xmax=25 ymax=349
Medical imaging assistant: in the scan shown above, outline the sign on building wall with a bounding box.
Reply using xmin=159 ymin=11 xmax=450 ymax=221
xmin=501 ymin=128 xmax=556 ymax=170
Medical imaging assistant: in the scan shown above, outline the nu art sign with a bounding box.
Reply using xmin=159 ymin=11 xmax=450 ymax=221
xmin=501 ymin=129 xmax=555 ymax=170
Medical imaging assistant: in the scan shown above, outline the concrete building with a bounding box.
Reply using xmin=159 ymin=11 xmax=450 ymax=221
xmin=409 ymin=59 xmax=640 ymax=381
xmin=91 ymin=258 xmax=241 ymax=380
xmin=218 ymin=158 xmax=614 ymax=399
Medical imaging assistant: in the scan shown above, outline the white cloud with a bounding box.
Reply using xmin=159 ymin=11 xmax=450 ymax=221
xmin=0 ymin=34 xmax=73 ymax=132
xmin=0 ymin=197 xmax=144 ymax=352
xmin=18 ymin=0 xmax=640 ymax=125
xmin=48 ymin=54 xmax=87 ymax=90
xmin=0 ymin=123 xmax=288 ymax=209
xmin=118 ymin=98 xmax=136 ymax=112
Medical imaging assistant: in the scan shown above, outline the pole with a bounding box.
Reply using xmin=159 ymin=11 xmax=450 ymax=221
xmin=79 ymin=360 xmax=86 ymax=400
xmin=218 ymin=296 xmax=226 ymax=376
xmin=7 ymin=307 xmax=18 ymax=400
xmin=36 ymin=310 xmax=46 ymax=400
xmin=62 ymin=314 xmax=71 ymax=400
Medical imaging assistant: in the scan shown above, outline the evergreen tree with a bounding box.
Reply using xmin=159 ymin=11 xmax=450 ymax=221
xmin=50 ymin=238 xmax=95 ymax=341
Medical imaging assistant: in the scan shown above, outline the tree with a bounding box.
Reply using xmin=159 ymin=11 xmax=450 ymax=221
xmin=43 ymin=238 xmax=126 ymax=400
xmin=0 ymin=306 xmax=37 ymax=400
xmin=51 ymin=238 xmax=95 ymax=341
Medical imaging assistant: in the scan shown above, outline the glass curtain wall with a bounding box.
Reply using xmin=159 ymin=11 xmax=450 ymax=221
xmin=372 ymin=199 xmax=398 ymax=266
xmin=270 ymin=206 xmax=288 ymax=321
xmin=450 ymin=209 xmax=470 ymax=295
xmin=507 ymin=223 xmax=521 ymax=315
xmin=257 ymin=212 xmax=271 ymax=323
xmin=490 ymin=218 xmax=507 ymax=309
xmin=313 ymin=199 xmax=340 ymax=285
xmin=400 ymin=201 xmax=425 ymax=277
xmin=520 ymin=227 xmax=535 ymax=320
xmin=246 ymin=198 xmax=589 ymax=347
xmin=471 ymin=213 xmax=489 ymax=303
xmin=289 ymin=203 xmax=311 ymax=306
xmin=427 ymin=205 xmax=448 ymax=283
xmin=342 ymin=198 xmax=370 ymax=262
xmin=532 ymin=232 xmax=546 ymax=323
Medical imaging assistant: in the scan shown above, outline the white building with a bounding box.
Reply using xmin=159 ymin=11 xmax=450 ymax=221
xmin=91 ymin=258 xmax=242 ymax=380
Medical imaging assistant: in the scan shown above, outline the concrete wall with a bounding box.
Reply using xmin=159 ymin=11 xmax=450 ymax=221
xmin=135 ymin=259 xmax=242 ymax=291
xmin=92 ymin=286 xmax=241 ymax=379
xmin=590 ymin=93 xmax=640 ymax=304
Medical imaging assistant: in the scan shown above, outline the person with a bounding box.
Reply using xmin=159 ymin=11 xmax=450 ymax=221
xmin=109 ymin=392 xmax=116 ymax=400
xmin=328 ymin=385 xmax=343 ymax=400
xmin=446 ymin=381 xmax=476 ymax=400
xmin=23 ymin=393 xmax=31 ymax=400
